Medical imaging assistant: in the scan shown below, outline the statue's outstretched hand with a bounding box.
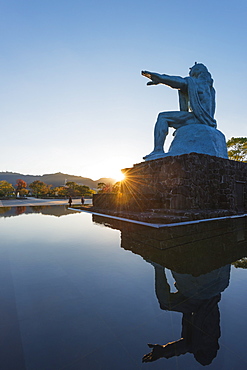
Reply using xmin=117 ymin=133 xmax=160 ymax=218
xmin=142 ymin=344 xmax=166 ymax=362
xmin=141 ymin=70 xmax=159 ymax=85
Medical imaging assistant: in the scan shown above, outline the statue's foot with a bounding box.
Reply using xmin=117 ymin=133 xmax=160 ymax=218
xmin=143 ymin=150 xmax=166 ymax=161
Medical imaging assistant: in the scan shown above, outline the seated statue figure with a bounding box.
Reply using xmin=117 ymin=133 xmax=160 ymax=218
xmin=142 ymin=63 xmax=219 ymax=161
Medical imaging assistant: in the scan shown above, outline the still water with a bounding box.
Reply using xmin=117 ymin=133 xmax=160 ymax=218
xmin=0 ymin=206 xmax=247 ymax=370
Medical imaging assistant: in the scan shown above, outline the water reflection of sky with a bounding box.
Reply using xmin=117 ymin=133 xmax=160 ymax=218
xmin=0 ymin=206 xmax=247 ymax=369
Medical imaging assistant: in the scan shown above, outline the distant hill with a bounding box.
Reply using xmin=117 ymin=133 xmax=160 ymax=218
xmin=0 ymin=171 xmax=116 ymax=189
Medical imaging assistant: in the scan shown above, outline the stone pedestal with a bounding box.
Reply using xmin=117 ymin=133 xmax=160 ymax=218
xmin=93 ymin=153 xmax=247 ymax=217
xmin=93 ymin=214 xmax=247 ymax=270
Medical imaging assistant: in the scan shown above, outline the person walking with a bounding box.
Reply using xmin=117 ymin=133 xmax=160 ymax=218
xmin=68 ymin=196 xmax=72 ymax=207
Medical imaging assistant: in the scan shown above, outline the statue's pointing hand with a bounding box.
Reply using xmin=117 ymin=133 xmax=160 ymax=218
xmin=141 ymin=70 xmax=159 ymax=85
xmin=142 ymin=343 xmax=166 ymax=362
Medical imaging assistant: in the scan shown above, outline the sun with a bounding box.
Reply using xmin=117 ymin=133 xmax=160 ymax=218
xmin=112 ymin=170 xmax=125 ymax=182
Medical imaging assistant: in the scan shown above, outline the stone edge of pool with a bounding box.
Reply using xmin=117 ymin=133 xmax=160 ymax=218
xmin=69 ymin=207 xmax=247 ymax=229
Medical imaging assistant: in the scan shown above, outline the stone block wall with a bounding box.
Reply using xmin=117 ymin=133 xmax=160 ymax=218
xmin=93 ymin=214 xmax=247 ymax=275
xmin=93 ymin=153 xmax=247 ymax=213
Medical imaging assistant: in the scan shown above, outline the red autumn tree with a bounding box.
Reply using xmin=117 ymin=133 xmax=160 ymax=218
xmin=15 ymin=179 xmax=28 ymax=196
xmin=16 ymin=179 xmax=27 ymax=191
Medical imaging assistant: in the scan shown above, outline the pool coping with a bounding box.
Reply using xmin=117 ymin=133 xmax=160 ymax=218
xmin=68 ymin=207 xmax=247 ymax=228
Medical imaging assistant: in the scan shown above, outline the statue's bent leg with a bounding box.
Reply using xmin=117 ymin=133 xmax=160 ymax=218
xmin=144 ymin=112 xmax=197 ymax=160
xmin=154 ymin=113 xmax=169 ymax=152
xmin=143 ymin=113 xmax=169 ymax=160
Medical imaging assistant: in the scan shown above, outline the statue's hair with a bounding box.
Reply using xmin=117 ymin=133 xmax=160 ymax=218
xmin=189 ymin=63 xmax=213 ymax=85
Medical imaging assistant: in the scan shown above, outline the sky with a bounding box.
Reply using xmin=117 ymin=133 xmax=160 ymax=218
xmin=0 ymin=0 xmax=246 ymax=181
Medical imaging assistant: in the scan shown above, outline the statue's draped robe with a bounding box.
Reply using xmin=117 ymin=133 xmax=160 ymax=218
xmin=178 ymin=77 xmax=217 ymax=128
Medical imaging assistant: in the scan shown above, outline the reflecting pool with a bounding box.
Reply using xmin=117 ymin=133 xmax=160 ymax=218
xmin=0 ymin=206 xmax=247 ymax=369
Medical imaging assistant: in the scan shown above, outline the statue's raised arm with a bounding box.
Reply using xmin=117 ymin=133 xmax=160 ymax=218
xmin=141 ymin=70 xmax=187 ymax=90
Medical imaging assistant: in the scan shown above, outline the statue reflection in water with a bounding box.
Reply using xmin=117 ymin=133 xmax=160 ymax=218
xmin=142 ymin=262 xmax=230 ymax=366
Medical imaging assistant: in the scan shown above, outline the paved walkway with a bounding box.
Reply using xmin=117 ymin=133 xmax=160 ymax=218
xmin=0 ymin=197 xmax=91 ymax=207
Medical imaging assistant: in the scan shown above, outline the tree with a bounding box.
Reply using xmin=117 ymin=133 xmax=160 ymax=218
xmin=64 ymin=182 xmax=95 ymax=197
xmin=15 ymin=179 xmax=28 ymax=196
xmin=65 ymin=181 xmax=77 ymax=190
xmin=65 ymin=182 xmax=80 ymax=197
xmin=16 ymin=179 xmax=27 ymax=190
xmin=19 ymin=189 xmax=29 ymax=197
xmin=29 ymin=180 xmax=51 ymax=197
xmin=15 ymin=206 xmax=26 ymax=215
xmin=76 ymin=185 xmax=95 ymax=196
xmin=97 ymin=182 xmax=113 ymax=193
xmin=112 ymin=182 xmax=121 ymax=193
xmin=97 ymin=182 xmax=122 ymax=194
xmin=97 ymin=182 xmax=106 ymax=192
xmin=232 ymin=258 xmax=247 ymax=269
xmin=51 ymin=186 xmax=68 ymax=197
xmin=227 ymin=137 xmax=247 ymax=162
xmin=0 ymin=181 xmax=15 ymax=197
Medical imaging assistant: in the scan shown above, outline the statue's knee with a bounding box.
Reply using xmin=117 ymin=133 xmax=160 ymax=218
xmin=157 ymin=113 xmax=168 ymax=123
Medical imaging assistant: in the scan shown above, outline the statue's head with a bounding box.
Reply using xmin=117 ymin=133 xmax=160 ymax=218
xmin=189 ymin=62 xmax=213 ymax=85
xmin=189 ymin=62 xmax=208 ymax=77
